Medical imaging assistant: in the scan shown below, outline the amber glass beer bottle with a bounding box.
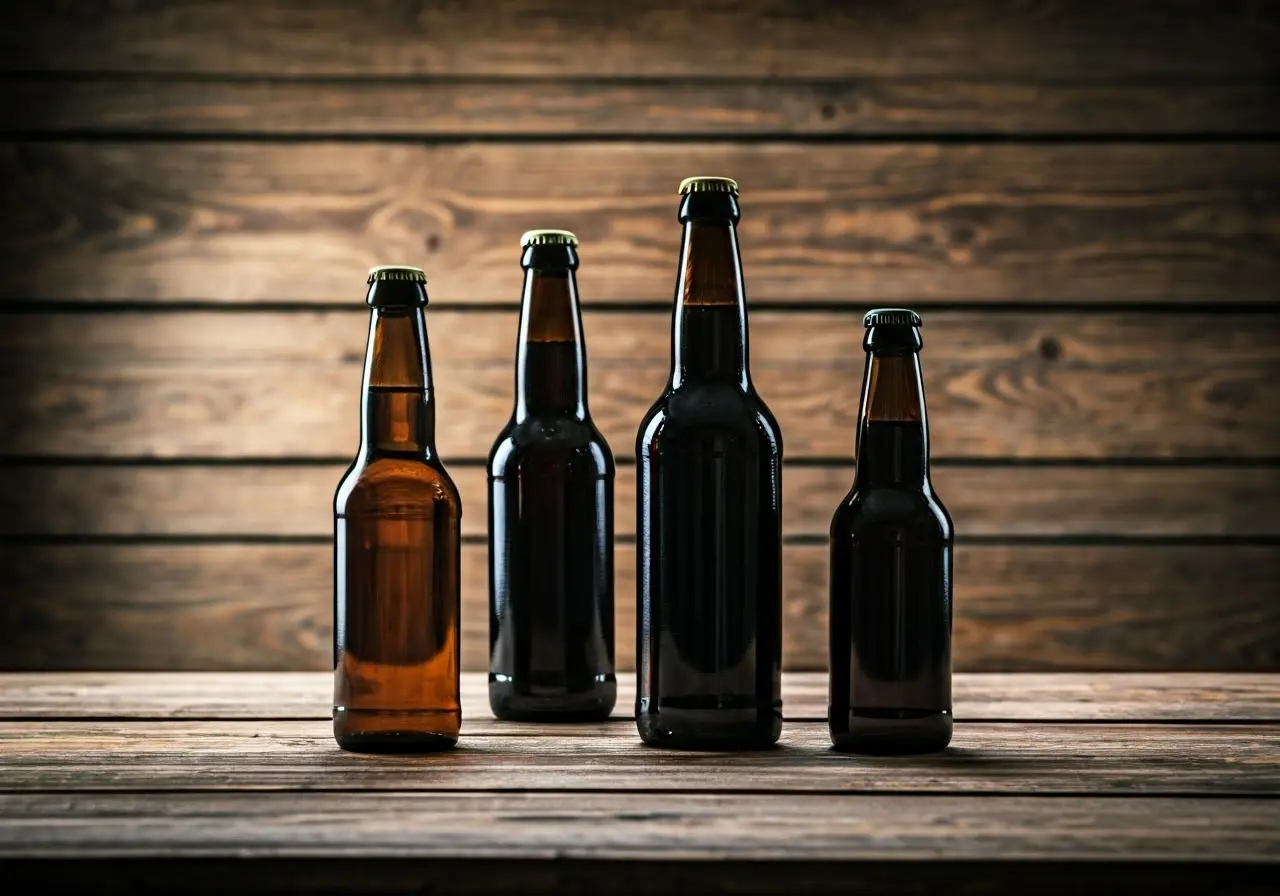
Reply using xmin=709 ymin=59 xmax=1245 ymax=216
xmin=635 ymin=177 xmax=784 ymax=750
xmin=488 ymin=230 xmax=616 ymax=721
xmin=829 ymin=309 xmax=953 ymax=754
xmin=333 ymin=266 xmax=462 ymax=752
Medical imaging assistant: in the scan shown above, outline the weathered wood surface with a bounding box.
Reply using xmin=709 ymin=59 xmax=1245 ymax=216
xmin=0 ymin=672 xmax=1274 ymax=889
xmin=0 ymin=0 xmax=1276 ymax=886
xmin=2 ymin=720 xmax=1277 ymax=795
xmin=6 ymin=78 xmax=1277 ymax=136
xmin=3 ymin=672 xmax=1276 ymax=722
xmin=2 ymin=792 xmax=1276 ymax=863
xmin=3 ymin=545 xmax=1277 ymax=672
xmin=3 ymin=1 xmax=1275 ymax=79
xmin=4 ymin=311 xmax=1278 ymax=460
xmin=4 ymin=463 xmax=1278 ymax=538
xmin=3 ymin=144 xmax=1276 ymax=304
xmin=1 ymin=860 xmax=1274 ymax=896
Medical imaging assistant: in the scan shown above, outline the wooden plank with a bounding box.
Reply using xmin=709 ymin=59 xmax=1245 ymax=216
xmin=4 ymin=79 xmax=1277 ymax=136
xmin=1 ymin=792 xmax=1276 ymax=864
xmin=4 ymin=463 xmax=1278 ymax=538
xmin=0 ymin=861 xmax=1273 ymax=896
xmin=2 ymin=672 xmax=1277 ymax=723
xmin=2 ymin=544 xmax=1276 ymax=672
xmin=2 ymin=143 xmax=1276 ymax=304
xmin=2 ymin=1 xmax=1275 ymax=79
xmin=3 ymin=311 xmax=1277 ymax=460
xmin=1 ymin=720 xmax=1277 ymax=795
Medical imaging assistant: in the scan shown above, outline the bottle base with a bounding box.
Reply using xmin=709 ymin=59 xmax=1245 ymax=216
xmin=637 ymin=696 xmax=782 ymax=751
xmin=333 ymin=707 xmax=460 ymax=753
xmin=829 ymin=708 xmax=952 ymax=755
xmin=489 ymin=675 xmax=617 ymax=722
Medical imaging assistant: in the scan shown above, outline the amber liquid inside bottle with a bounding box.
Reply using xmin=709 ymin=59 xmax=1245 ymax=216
xmin=489 ymin=243 xmax=616 ymax=720
xmin=829 ymin=326 xmax=953 ymax=755
xmin=636 ymin=192 xmax=784 ymax=750
xmin=334 ymin=288 xmax=462 ymax=752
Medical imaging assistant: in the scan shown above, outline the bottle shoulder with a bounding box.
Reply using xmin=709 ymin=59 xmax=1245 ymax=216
xmin=489 ymin=416 xmax=614 ymax=476
xmin=335 ymin=457 xmax=462 ymax=515
xmin=831 ymin=485 xmax=953 ymax=541
xmin=637 ymin=383 xmax=782 ymax=454
xmin=636 ymin=391 xmax=673 ymax=450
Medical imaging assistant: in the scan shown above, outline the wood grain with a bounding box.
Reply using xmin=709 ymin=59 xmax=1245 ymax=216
xmin=3 ymin=143 xmax=1276 ymax=304
xmin=1 ymin=791 xmax=1276 ymax=863
xmin=5 ymin=78 xmax=1277 ymax=136
xmin=4 ymin=672 xmax=1277 ymax=722
xmin=3 ymin=1 xmax=1275 ymax=79
xmin=1 ymin=720 xmax=1277 ymax=795
xmin=3 ymin=310 xmax=1277 ymax=460
xmin=2 ymin=544 xmax=1276 ymax=672
xmin=3 ymin=463 xmax=1278 ymax=538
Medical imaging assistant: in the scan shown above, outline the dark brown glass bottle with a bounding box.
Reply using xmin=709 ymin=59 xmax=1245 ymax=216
xmin=829 ymin=308 xmax=953 ymax=755
xmin=636 ymin=177 xmax=784 ymax=750
xmin=333 ymin=265 xmax=462 ymax=753
xmin=488 ymin=230 xmax=616 ymax=721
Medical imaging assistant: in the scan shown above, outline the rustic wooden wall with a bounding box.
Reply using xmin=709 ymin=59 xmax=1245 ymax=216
xmin=0 ymin=1 xmax=1277 ymax=672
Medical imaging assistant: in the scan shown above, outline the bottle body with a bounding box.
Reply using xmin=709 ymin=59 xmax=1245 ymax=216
xmin=489 ymin=416 xmax=615 ymax=720
xmin=828 ymin=312 xmax=953 ymax=754
xmin=334 ymin=453 xmax=462 ymax=750
xmin=637 ymin=380 xmax=783 ymax=749
xmin=333 ymin=272 xmax=462 ymax=752
xmin=488 ymin=232 xmax=616 ymax=721
xmin=636 ymin=179 xmax=783 ymax=750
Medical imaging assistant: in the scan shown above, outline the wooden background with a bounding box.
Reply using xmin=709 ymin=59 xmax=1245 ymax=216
xmin=0 ymin=1 xmax=1277 ymax=673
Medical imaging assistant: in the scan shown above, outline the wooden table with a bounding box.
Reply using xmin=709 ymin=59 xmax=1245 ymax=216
xmin=0 ymin=673 xmax=1276 ymax=894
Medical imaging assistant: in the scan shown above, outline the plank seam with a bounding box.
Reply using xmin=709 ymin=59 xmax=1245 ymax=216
xmin=5 ymin=131 xmax=1280 ymax=145
xmin=4 ymin=301 xmax=1280 ymax=314
xmin=0 ymin=715 xmax=1275 ymax=725
xmin=0 ymin=787 xmax=1272 ymax=800
xmin=3 ymin=534 xmax=1278 ymax=547
xmin=3 ymin=457 xmax=1279 ymax=469
xmin=3 ymin=73 xmax=1277 ymax=87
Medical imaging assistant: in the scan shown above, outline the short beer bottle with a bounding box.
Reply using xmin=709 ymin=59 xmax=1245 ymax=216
xmin=829 ymin=308 xmax=953 ymax=754
xmin=333 ymin=266 xmax=463 ymax=752
xmin=489 ymin=230 xmax=616 ymax=721
xmin=636 ymin=177 xmax=784 ymax=750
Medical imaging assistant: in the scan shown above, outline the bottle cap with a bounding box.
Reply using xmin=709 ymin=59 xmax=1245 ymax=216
xmin=679 ymin=176 xmax=739 ymax=195
xmin=863 ymin=308 xmax=922 ymax=328
xmin=521 ymin=229 xmax=579 ymax=248
xmin=367 ymin=265 xmax=427 ymax=284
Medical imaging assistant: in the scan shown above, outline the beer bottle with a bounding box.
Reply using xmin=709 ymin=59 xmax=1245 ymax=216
xmin=635 ymin=177 xmax=784 ymax=750
xmin=488 ymin=230 xmax=617 ymax=721
xmin=829 ymin=308 xmax=954 ymax=755
xmin=333 ymin=265 xmax=462 ymax=752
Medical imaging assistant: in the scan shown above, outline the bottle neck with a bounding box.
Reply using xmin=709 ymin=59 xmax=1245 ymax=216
xmin=672 ymin=219 xmax=749 ymax=389
xmin=855 ymin=352 xmax=930 ymax=488
xmin=359 ymin=306 xmax=436 ymax=460
xmin=515 ymin=267 xmax=587 ymax=420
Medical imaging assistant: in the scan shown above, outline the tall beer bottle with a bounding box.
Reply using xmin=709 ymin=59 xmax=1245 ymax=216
xmin=636 ymin=177 xmax=784 ymax=750
xmin=489 ymin=230 xmax=616 ymax=721
xmin=333 ymin=265 xmax=462 ymax=752
xmin=829 ymin=308 xmax=953 ymax=755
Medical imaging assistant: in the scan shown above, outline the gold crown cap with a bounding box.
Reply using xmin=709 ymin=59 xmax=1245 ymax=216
xmin=521 ymin=229 xmax=579 ymax=248
xmin=679 ymin=176 xmax=739 ymax=195
xmin=367 ymin=265 xmax=427 ymax=284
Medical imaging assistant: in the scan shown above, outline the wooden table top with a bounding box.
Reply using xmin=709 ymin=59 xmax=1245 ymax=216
xmin=1 ymin=672 xmax=1276 ymax=895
